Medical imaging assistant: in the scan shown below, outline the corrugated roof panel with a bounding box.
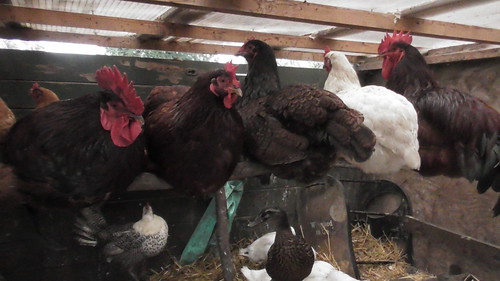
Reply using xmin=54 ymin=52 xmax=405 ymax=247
xmin=421 ymin=1 xmax=500 ymax=29
xmin=11 ymin=0 xmax=172 ymax=20
xmin=295 ymin=0 xmax=435 ymax=13
xmin=189 ymin=12 xmax=331 ymax=36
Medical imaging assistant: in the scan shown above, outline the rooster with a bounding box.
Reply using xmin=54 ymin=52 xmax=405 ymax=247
xmin=74 ymin=203 xmax=168 ymax=281
xmin=29 ymin=83 xmax=60 ymax=109
xmin=323 ymin=49 xmax=420 ymax=174
xmin=1 ymin=66 xmax=146 ymax=244
xmin=378 ymin=31 xmax=500 ymax=216
xmin=143 ymin=62 xmax=244 ymax=195
xmin=236 ymin=39 xmax=376 ymax=182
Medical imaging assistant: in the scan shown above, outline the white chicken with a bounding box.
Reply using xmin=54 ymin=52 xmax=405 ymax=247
xmin=239 ymin=227 xmax=296 ymax=263
xmin=241 ymin=260 xmax=365 ymax=281
xmin=323 ymin=49 xmax=420 ymax=174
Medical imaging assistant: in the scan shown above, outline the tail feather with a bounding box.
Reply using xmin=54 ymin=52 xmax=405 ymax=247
xmin=326 ymin=108 xmax=376 ymax=163
xmin=493 ymin=196 xmax=500 ymax=217
xmin=75 ymin=237 xmax=98 ymax=247
xmin=476 ymin=134 xmax=500 ymax=193
xmin=73 ymin=205 xmax=107 ymax=246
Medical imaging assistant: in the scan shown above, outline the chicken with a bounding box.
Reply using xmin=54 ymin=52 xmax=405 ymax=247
xmin=74 ymin=203 xmax=168 ymax=281
xmin=0 ymin=97 xmax=15 ymax=146
xmin=239 ymin=227 xmax=296 ymax=263
xmin=0 ymin=66 xmax=146 ymax=248
xmin=241 ymin=260 xmax=365 ymax=281
xmin=144 ymin=85 xmax=189 ymax=118
xmin=2 ymin=65 xmax=146 ymax=208
xmin=143 ymin=62 xmax=244 ymax=195
xmin=236 ymin=39 xmax=376 ymax=182
xmin=323 ymin=49 xmax=420 ymax=174
xmin=29 ymin=83 xmax=60 ymax=109
xmin=248 ymin=207 xmax=315 ymax=281
xmin=378 ymin=31 xmax=500 ymax=216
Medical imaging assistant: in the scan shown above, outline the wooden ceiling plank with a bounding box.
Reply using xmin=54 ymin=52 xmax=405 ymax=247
xmin=0 ymin=27 xmax=325 ymax=61
xmin=125 ymin=0 xmax=500 ymax=43
xmin=358 ymin=47 xmax=500 ymax=71
xmin=0 ymin=5 xmax=162 ymax=34
xmin=0 ymin=5 xmax=379 ymax=54
xmin=162 ymin=23 xmax=379 ymax=54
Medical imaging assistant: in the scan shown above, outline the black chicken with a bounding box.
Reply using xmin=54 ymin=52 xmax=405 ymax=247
xmin=236 ymin=39 xmax=376 ymax=182
xmin=143 ymin=62 xmax=244 ymax=195
xmin=1 ymin=66 xmax=146 ymax=243
xmin=143 ymin=62 xmax=245 ymax=280
xmin=378 ymin=31 xmax=500 ymax=216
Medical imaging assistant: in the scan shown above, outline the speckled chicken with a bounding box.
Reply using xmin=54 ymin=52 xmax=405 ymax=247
xmin=248 ymin=207 xmax=315 ymax=281
xmin=323 ymin=49 xmax=420 ymax=174
xmin=74 ymin=203 xmax=168 ymax=281
xmin=236 ymin=39 xmax=376 ymax=182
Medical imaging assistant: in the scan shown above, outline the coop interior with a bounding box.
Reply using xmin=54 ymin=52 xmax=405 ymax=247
xmin=0 ymin=1 xmax=499 ymax=281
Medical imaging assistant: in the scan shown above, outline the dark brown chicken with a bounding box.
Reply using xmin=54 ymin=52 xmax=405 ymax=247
xmin=144 ymin=85 xmax=190 ymax=118
xmin=236 ymin=39 xmax=376 ymax=182
xmin=143 ymin=62 xmax=244 ymax=195
xmin=29 ymin=83 xmax=60 ymax=109
xmin=378 ymin=31 xmax=500 ymax=216
xmin=248 ymin=207 xmax=315 ymax=281
xmin=1 ymin=65 xmax=146 ymax=209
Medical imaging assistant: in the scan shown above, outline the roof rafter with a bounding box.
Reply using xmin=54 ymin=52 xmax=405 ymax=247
xmin=123 ymin=0 xmax=500 ymax=44
xmin=0 ymin=27 xmax=328 ymax=61
xmin=0 ymin=5 xmax=379 ymax=54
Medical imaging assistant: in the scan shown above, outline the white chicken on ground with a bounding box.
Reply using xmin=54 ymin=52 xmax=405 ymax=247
xmin=323 ymin=49 xmax=420 ymax=174
xmin=241 ymin=260 xmax=366 ymax=281
xmin=239 ymin=227 xmax=296 ymax=263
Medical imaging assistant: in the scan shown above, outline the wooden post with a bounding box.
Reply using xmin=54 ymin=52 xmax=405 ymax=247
xmin=215 ymin=188 xmax=236 ymax=281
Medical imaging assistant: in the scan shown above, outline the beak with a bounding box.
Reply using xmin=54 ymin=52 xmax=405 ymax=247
xmin=228 ymin=87 xmax=243 ymax=97
xmin=132 ymin=114 xmax=145 ymax=125
xmin=247 ymin=216 xmax=264 ymax=227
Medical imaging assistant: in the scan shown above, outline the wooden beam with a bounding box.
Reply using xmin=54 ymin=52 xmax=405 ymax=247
xmin=161 ymin=23 xmax=379 ymax=54
xmin=124 ymin=0 xmax=500 ymax=44
xmin=0 ymin=5 xmax=378 ymax=54
xmin=0 ymin=27 xmax=325 ymax=61
xmin=357 ymin=46 xmax=500 ymax=71
xmin=0 ymin=5 xmax=161 ymax=34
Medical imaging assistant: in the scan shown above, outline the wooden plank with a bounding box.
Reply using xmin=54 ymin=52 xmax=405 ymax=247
xmin=0 ymin=5 xmax=161 ymax=35
xmin=161 ymin=23 xmax=379 ymax=54
xmin=125 ymin=0 xmax=500 ymax=44
xmin=0 ymin=27 xmax=327 ymax=61
xmin=0 ymin=6 xmax=378 ymax=55
xmin=357 ymin=47 xmax=500 ymax=70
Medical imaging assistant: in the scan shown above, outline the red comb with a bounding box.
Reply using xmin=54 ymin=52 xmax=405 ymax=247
xmin=31 ymin=83 xmax=40 ymax=90
xmin=95 ymin=65 xmax=144 ymax=115
xmin=245 ymin=36 xmax=255 ymax=44
xmin=324 ymin=46 xmax=332 ymax=57
xmin=225 ymin=61 xmax=241 ymax=88
xmin=378 ymin=30 xmax=412 ymax=54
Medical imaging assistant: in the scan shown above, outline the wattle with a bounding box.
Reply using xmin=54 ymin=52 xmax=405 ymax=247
xmin=100 ymin=109 xmax=142 ymax=147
